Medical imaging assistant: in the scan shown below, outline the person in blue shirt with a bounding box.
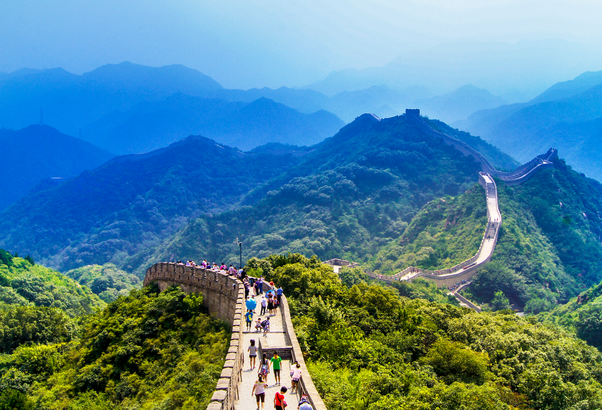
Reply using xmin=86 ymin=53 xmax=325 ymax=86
xmin=245 ymin=309 xmax=253 ymax=331
xmin=276 ymin=286 xmax=284 ymax=306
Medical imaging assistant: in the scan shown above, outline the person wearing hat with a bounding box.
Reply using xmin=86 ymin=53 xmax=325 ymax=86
xmin=298 ymin=395 xmax=313 ymax=410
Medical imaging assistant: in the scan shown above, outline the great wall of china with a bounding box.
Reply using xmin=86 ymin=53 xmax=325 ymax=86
xmin=363 ymin=110 xmax=556 ymax=297
xmin=143 ymin=109 xmax=558 ymax=409
xmin=144 ymin=263 xmax=327 ymax=410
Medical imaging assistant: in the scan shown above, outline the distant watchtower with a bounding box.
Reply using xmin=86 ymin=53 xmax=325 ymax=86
xmin=406 ymin=109 xmax=420 ymax=117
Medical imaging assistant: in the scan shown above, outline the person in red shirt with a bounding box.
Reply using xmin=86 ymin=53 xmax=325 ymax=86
xmin=274 ymin=386 xmax=287 ymax=410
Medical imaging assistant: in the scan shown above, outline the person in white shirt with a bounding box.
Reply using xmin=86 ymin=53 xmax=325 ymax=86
xmin=251 ymin=374 xmax=268 ymax=410
xmin=291 ymin=362 xmax=302 ymax=393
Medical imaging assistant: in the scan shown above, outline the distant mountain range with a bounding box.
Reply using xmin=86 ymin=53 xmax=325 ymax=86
xmin=0 ymin=125 xmax=113 ymax=210
xmin=303 ymin=39 xmax=602 ymax=99
xmin=457 ymin=70 xmax=602 ymax=181
xmin=416 ymin=85 xmax=507 ymax=124
xmin=0 ymin=61 xmax=514 ymax=154
xmin=0 ymin=135 xmax=306 ymax=272
xmin=82 ymin=94 xmax=344 ymax=154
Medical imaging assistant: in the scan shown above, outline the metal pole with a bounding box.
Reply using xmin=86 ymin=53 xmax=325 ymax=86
xmin=236 ymin=238 xmax=242 ymax=269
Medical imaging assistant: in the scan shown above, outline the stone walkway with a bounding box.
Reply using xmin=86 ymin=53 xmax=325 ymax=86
xmin=234 ymin=293 xmax=297 ymax=410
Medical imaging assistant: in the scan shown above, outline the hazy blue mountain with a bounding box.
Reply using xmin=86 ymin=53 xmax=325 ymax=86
xmin=218 ymin=84 xmax=408 ymax=123
xmin=529 ymin=70 xmax=602 ymax=104
xmin=416 ymin=84 xmax=506 ymax=123
xmin=458 ymin=71 xmax=602 ymax=181
xmin=217 ymin=87 xmax=330 ymax=114
xmin=82 ymin=94 xmax=344 ymax=154
xmin=0 ymin=135 xmax=306 ymax=272
xmin=0 ymin=124 xmax=113 ymax=210
xmin=326 ymin=86 xmax=405 ymax=122
xmin=304 ymin=40 xmax=600 ymax=99
xmin=0 ymin=62 xmax=223 ymax=136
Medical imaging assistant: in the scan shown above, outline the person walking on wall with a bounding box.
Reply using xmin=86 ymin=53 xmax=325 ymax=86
xmin=245 ymin=309 xmax=254 ymax=332
xmin=256 ymin=276 xmax=264 ymax=294
xmin=251 ymin=374 xmax=269 ymax=410
xmin=274 ymin=386 xmax=288 ymax=410
xmin=276 ymin=285 xmax=284 ymax=306
xmin=248 ymin=339 xmax=258 ymax=369
xmin=260 ymin=295 xmax=267 ymax=316
xmin=270 ymin=352 xmax=282 ymax=385
xmin=290 ymin=362 xmax=302 ymax=393
xmin=259 ymin=353 xmax=270 ymax=379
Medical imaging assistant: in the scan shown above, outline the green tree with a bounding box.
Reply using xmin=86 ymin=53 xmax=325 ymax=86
xmin=491 ymin=291 xmax=511 ymax=311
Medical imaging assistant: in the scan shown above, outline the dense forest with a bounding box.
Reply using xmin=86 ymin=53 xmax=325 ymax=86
xmin=65 ymin=263 xmax=141 ymax=302
xmin=249 ymin=253 xmax=602 ymax=410
xmin=540 ymin=278 xmax=602 ymax=351
xmin=0 ymin=112 xmax=517 ymax=278
xmin=0 ymin=284 xmax=229 ymax=409
xmin=138 ymin=114 xmax=488 ymax=273
xmin=0 ymin=250 xmax=104 ymax=316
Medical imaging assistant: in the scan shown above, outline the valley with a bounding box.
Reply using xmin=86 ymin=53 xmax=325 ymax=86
xmin=3 ymin=66 xmax=602 ymax=410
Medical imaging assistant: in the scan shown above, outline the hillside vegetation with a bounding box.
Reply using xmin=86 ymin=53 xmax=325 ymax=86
xmin=539 ymin=278 xmax=602 ymax=351
xmin=0 ymin=136 xmax=305 ymax=273
xmin=0 ymin=249 xmax=104 ymax=316
xmin=64 ymin=263 xmax=141 ymax=302
xmin=253 ymin=253 xmax=602 ymax=410
xmin=0 ymin=284 xmax=228 ymax=409
xmin=368 ymin=184 xmax=487 ymax=274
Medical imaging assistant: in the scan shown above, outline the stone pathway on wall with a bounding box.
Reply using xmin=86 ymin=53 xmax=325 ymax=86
xmin=234 ymin=293 xmax=296 ymax=410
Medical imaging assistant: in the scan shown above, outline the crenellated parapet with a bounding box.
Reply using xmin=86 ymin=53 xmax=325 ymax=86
xmin=144 ymin=263 xmax=242 ymax=324
xmin=405 ymin=109 xmax=556 ymax=186
xmin=145 ymin=263 xmax=244 ymax=409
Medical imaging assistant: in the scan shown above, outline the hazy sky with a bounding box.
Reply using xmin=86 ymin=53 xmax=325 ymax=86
xmin=1 ymin=0 xmax=602 ymax=89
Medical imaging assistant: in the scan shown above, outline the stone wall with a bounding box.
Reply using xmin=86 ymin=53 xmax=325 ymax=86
xmin=144 ymin=263 xmax=244 ymax=410
xmin=405 ymin=109 xmax=557 ymax=185
xmin=280 ymin=295 xmax=328 ymax=410
xmin=144 ymin=263 xmax=327 ymax=410
xmin=367 ymin=172 xmax=501 ymax=287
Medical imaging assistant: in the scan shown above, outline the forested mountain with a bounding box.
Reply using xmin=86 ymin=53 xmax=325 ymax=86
xmin=0 ymin=124 xmax=113 ymax=210
xmin=540 ymin=278 xmax=602 ymax=351
xmin=64 ymin=263 xmax=141 ymax=302
xmin=82 ymin=94 xmax=344 ymax=154
xmin=368 ymin=155 xmax=602 ymax=312
xmin=136 ymin=113 xmax=514 ymax=275
xmin=0 ymin=136 xmax=306 ymax=272
xmin=458 ymin=70 xmax=602 ymax=181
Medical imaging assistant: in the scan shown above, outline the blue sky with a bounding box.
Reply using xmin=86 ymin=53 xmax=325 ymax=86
xmin=1 ymin=0 xmax=602 ymax=90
